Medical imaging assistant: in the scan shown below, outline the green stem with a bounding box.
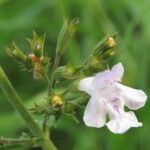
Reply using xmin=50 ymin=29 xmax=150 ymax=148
xmin=43 ymin=51 xmax=61 ymax=132
xmin=0 ymin=67 xmax=42 ymax=137
xmin=0 ymin=66 xmax=57 ymax=150
xmin=48 ymin=51 xmax=61 ymax=96
xmin=42 ymin=136 xmax=56 ymax=150
xmin=0 ymin=137 xmax=42 ymax=147
xmin=43 ymin=113 xmax=50 ymax=133
xmin=43 ymin=18 xmax=79 ymax=147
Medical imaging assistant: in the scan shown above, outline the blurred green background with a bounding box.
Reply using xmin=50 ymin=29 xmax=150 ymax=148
xmin=0 ymin=0 xmax=150 ymax=150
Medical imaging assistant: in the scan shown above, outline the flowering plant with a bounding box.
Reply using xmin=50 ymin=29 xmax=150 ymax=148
xmin=0 ymin=19 xmax=147 ymax=150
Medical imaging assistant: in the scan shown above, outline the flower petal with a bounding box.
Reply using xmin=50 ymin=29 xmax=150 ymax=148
xmin=106 ymin=111 xmax=142 ymax=134
xmin=92 ymin=70 xmax=112 ymax=89
xmin=104 ymin=97 xmax=142 ymax=134
xmin=78 ymin=77 xmax=94 ymax=95
xmin=92 ymin=63 xmax=124 ymax=89
xmin=116 ymin=83 xmax=147 ymax=110
xmin=111 ymin=63 xmax=124 ymax=82
xmin=83 ymin=97 xmax=106 ymax=128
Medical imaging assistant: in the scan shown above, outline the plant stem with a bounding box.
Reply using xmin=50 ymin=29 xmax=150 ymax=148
xmin=0 ymin=66 xmax=57 ymax=150
xmin=43 ymin=113 xmax=50 ymax=133
xmin=0 ymin=67 xmax=42 ymax=136
xmin=43 ymin=51 xmax=61 ymax=132
xmin=42 ymin=135 xmax=56 ymax=150
xmin=0 ymin=137 xmax=42 ymax=148
xmin=43 ymin=18 xmax=79 ymax=145
xmin=47 ymin=18 xmax=79 ymax=96
xmin=48 ymin=51 xmax=61 ymax=96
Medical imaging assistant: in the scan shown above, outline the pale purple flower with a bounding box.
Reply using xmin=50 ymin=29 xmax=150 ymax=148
xmin=79 ymin=63 xmax=147 ymax=134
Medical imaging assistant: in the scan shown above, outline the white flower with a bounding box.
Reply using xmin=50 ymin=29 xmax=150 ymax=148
xmin=79 ymin=63 xmax=147 ymax=134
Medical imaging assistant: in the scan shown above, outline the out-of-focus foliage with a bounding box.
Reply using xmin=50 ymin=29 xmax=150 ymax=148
xmin=0 ymin=0 xmax=150 ymax=150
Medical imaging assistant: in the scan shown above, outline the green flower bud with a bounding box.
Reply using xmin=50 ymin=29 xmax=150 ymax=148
xmin=51 ymin=95 xmax=63 ymax=107
xmin=47 ymin=91 xmax=64 ymax=108
xmin=55 ymin=64 xmax=82 ymax=80
xmin=26 ymin=31 xmax=46 ymax=58
xmin=56 ymin=18 xmax=79 ymax=54
xmin=106 ymin=37 xmax=116 ymax=48
xmin=92 ymin=35 xmax=117 ymax=56
xmin=6 ymin=42 xmax=27 ymax=63
xmin=89 ymin=56 xmax=104 ymax=69
xmin=6 ymin=42 xmax=33 ymax=70
xmin=102 ymin=49 xmax=118 ymax=60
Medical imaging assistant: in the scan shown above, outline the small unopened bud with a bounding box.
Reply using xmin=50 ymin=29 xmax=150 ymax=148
xmin=109 ymin=50 xmax=118 ymax=56
xmin=54 ymin=66 xmax=73 ymax=79
xmin=35 ymin=43 xmax=42 ymax=50
xmin=40 ymin=56 xmax=44 ymax=61
xmin=6 ymin=42 xmax=33 ymax=70
xmin=52 ymin=95 xmax=63 ymax=107
xmin=55 ymin=64 xmax=82 ymax=80
xmin=89 ymin=56 xmax=103 ymax=69
xmin=106 ymin=37 xmax=116 ymax=48
xmin=64 ymin=66 xmax=74 ymax=78
xmin=92 ymin=35 xmax=117 ymax=57
xmin=26 ymin=31 xmax=46 ymax=58
xmin=56 ymin=18 xmax=79 ymax=54
xmin=6 ymin=42 xmax=27 ymax=63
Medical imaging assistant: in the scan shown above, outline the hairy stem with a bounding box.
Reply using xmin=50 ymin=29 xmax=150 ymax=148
xmin=0 ymin=137 xmax=42 ymax=148
xmin=0 ymin=66 xmax=57 ymax=150
xmin=43 ymin=51 xmax=61 ymax=132
xmin=43 ymin=18 xmax=79 ymax=143
xmin=48 ymin=51 xmax=61 ymax=96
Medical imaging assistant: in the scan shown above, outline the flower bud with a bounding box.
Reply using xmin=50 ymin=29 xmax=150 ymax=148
xmin=55 ymin=65 xmax=82 ymax=80
xmin=56 ymin=18 xmax=79 ymax=54
xmin=51 ymin=95 xmax=63 ymax=107
xmin=6 ymin=42 xmax=33 ymax=70
xmin=92 ymin=36 xmax=117 ymax=56
xmin=6 ymin=42 xmax=27 ymax=63
xmin=89 ymin=56 xmax=104 ymax=69
xmin=106 ymin=37 xmax=116 ymax=48
xmin=26 ymin=31 xmax=46 ymax=58
xmin=63 ymin=66 xmax=75 ymax=78
xmin=102 ymin=49 xmax=118 ymax=60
